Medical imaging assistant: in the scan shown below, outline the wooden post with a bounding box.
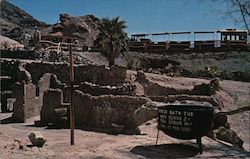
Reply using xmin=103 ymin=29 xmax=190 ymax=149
xmin=69 ymin=44 xmax=75 ymax=145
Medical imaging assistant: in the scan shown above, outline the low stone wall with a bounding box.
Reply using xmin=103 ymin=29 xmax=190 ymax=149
xmin=136 ymin=71 xmax=190 ymax=96
xmin=0 ymin=50 xmax=38 ymax=59
xmin=74 ymin=90 xmax=156 ymax=133
xmin=136 ymin=71 xmax=218 ymax=96
xmin=78 ymin=82 xmax=135 ymax=96
xmin=49 ymin=74 xmax=135 ymax=103
xmin=40 ymin=88 xmax=156 ymax=133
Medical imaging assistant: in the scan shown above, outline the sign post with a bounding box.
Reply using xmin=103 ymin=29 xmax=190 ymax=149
xmin=69 ymin=44 xmax=75 ymax=145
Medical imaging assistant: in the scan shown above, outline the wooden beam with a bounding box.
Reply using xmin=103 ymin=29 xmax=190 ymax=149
xmin=69 ymin=44 xmax=75 ymax=145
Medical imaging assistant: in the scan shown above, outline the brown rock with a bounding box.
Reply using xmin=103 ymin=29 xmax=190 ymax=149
xmin=42 ymin=14 xmax=100 ymax=46
xmin=214 ymin=126 xmax=244 ymax=148
xmin=28 ymin=131 xmax=46 ymax=147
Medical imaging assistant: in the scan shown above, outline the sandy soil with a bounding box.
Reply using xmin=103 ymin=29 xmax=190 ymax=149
xmin=0 ymin=113 xmax=249 ymax=159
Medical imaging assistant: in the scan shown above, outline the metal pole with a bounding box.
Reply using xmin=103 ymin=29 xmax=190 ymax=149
xmin=155 ymin=129 xmax=160 ymax=145
xmin=69 ymin=44 xmax=75 ymax=145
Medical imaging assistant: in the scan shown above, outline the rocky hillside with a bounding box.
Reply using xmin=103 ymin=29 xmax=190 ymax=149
xmin=0 ymin=0 xmax=48 ymax=41
xmin=41 ymin=14 xmax=100 ymax=46
xmin=0 ymin=0 xmax=100 ymax=46
xmin=124 ymin=51 xmax=250 ymax=82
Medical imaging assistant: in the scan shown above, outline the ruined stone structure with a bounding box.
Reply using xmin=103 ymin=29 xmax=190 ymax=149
xmin=40 ymin=88 xmax=64 ymax=124
xmin=1 ymin=60 xmax=135 ymax=123
xmin=0 ymin=90 xmax=12 ymax=112
xmin=11 ymin=73 xmax=51 ymax=122
xmin=25 ymin=62 xmax=126 ymax=85
xmin=40 ymin=73 xmax=146 ymax=133
xmin=73 ymin=91 xmax=155 ymax=133
xmin=1 ymin=59 xmax=224 ymax=133
xmin=77 ymin=82 xmax=135 ymax=96
xmin=41 ymin=87 xmax=155 ymax=133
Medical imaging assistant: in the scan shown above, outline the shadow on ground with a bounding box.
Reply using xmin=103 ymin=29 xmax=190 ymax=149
xmin=130 ymin=143 xmax=199 ymax=158
xmin=24 ymin=120 xmax=140 ymax=135
xmin=0 ymin=116 xmax=12 ymax=124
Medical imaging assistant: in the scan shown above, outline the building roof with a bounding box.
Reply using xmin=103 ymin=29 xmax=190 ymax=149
xmin=43 ymin=31 xmax=75 ymax=39
xmin=218 ymin=29 xmax=248 ymax=33
xmin=47 ymin=31 xmax=64 ymax=37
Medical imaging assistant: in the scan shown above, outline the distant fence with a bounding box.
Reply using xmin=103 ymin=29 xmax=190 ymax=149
xmin=129 ymin=40 xmax=249 ymax=54
xmin=39 ymin=40 xmax=84 ymax=52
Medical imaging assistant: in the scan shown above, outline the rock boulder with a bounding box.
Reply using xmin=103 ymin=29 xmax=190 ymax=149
xmin=28 ymin=131 xmax=46 ymax=147
xmin=214 ymin=126 xmax=243 ymax=148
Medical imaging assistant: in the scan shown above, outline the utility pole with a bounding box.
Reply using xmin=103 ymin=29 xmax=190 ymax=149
xmin=69 ymin=44 xmax=75 ymax=145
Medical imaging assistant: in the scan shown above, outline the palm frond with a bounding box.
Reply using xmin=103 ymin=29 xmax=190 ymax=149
xmin=94 ymin=16 xmax=128 ymax=66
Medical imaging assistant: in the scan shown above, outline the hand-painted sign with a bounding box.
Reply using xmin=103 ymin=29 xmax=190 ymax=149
xmin=158 ymin=104 xmax=214 ymax=153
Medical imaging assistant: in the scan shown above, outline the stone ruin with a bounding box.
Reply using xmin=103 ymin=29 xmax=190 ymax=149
xmin=1 ymin=59 xmax=234 ymax=135
xmin=11 ymin=72 xmax=51 ymax=122
xmin=1 ymin=59 xmax=246 ymax=148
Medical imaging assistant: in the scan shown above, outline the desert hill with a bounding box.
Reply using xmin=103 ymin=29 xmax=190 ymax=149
xmin=0 ymin=0 xmax=49 ymax=41
xmin=0 ymin=0 xmax=100 ymax=46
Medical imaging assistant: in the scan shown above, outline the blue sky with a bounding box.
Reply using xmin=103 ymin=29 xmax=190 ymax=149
xmin=9 ymin=0 xmax=239 ymax=37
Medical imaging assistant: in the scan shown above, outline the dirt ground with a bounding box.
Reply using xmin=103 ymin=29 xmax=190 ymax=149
xmin=0 ymin=113 xmax=249 ymax=159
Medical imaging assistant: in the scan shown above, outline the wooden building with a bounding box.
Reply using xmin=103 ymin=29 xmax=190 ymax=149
xmin=41 ymin=31 xmax=76 ymax=44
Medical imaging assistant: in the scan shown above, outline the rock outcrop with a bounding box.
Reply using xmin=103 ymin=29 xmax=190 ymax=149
xmin=214 ymin=126 xmax=244 ymax=148
xmin=41 ymin=14 xmax=100 ymax=46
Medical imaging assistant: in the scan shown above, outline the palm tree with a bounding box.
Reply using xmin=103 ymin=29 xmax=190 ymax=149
xmin=94 ymin=17 xmax=128 ymax=67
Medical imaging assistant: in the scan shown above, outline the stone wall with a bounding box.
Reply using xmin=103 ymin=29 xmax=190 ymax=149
xmin=73 ymin=90 xmax=156 ymax=133
xmin=11 ymin=82 xmax=25 ymax=122
xmin=40 ymin=89 xmax=63 ymax=124
xmin=77 ymin=82 xmax=135 ymax=96
xmin=11 ymin=73 xmax=52 ymax=122
xmin=136 ymin=71 xmax=190 ymax=96
xmin=136 ymin=71 xmax=218 ymax=96
xmin=0 ymin=59 xmax=20 ymax=87
xmin=48 ymin=71 xmax=134 ymax=102
xmin=40 ymin=88 xmax=157 ymax=133
xmin=0 ymin=90 xmax=13 ymax=112
xmin=0 ymin=50 xmax=38 ymax=60
xmin=25 ymin=62 xmax=127 ymax=85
